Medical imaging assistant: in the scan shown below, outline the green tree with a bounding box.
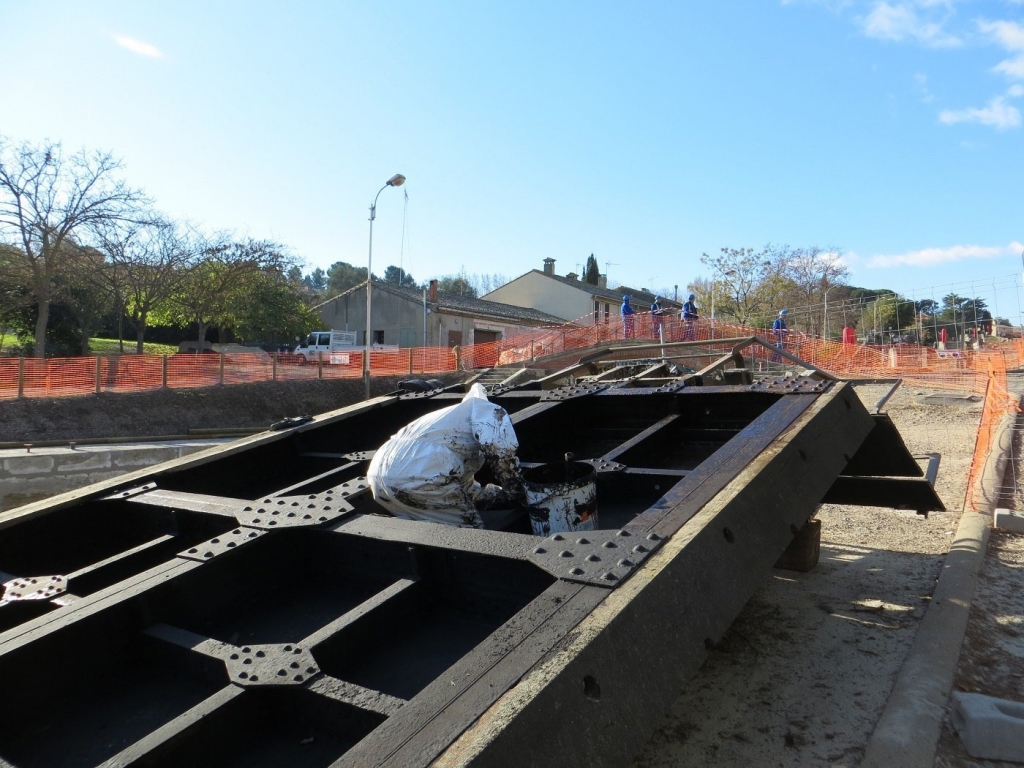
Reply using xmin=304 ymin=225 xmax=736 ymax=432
xmin=60 ymin=243 xmax=114 ymax=354
xmin=383 ymin=265 xmax=418 ymax=287
xmin=583 ymin=254 xmax=600 ymax=285
xmin=304 ymin=267 xmax=327 ymax=291
xmin=325 ymin=261 xmax=367 ymax=296
xmin=700 ymin=246 xmax=775 ymax=325
xmin=0 ymin=243 xmax=32 ymax=348
xmin=861 ymin=291 xmax=915 ymax=338
xmin=0 ymin=136 xmax=149 ymax=357
xmin=229 ymin=265 xmax=320 ymax=344
xmin=438 ymin=271 xmax=478 ymax=298
xmin=92 ymin=218 xmax=191 ymax=353
xmin=159 ymin=237 xmax=292 ymax=350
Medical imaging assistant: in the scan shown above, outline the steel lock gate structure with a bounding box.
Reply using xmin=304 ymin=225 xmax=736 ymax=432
xmin=0 ymin=365 xmax=943 ymax=767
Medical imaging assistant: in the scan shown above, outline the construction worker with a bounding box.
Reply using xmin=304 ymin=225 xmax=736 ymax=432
xmin=771 ymin=309 xmax=788 ymax=362
xmin=651 ymin=296 xmax=666 ymax=339
xmin=682 ymin=293 xmax=699 ymax=341
xmin=621 ymin=295 xmax=636 ymax=339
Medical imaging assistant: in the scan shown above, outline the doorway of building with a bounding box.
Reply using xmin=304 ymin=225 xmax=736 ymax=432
xmin=447 ymin=331 xmax=463 ymax=347
xmin=473 ymin=330 xmax=501 ymax=344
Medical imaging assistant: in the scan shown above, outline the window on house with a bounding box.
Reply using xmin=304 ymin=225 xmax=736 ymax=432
xmin=594 ymin=300 xmax=600 ymax=323
xmin=373 ymin=331 xmax=385 ymax=345
xmin=604 ymin=303 xmax=610 ymax=323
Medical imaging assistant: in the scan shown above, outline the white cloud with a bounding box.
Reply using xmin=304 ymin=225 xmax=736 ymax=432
xmin=939 ymin=96 xmax=1021 ymax=128
xmin=914 ymin=72 xmax=936 ymax=102
xmin=862 ymin=2 xmax=962 ymax=47
xmin=1009 ymin=84 xmax=1024 ymax=97
xmin=868 ymin=241 xmax=1024 ymax=268
xmin=115 ymin=36 xmax=163 ymax=58
xmin=978 ymin=19 xmax=1024 ymax=51
xmin=979 ymin=19 xmax=1024 ymax=79
xmin=994 ymin=55 xmax=1024 ymax=79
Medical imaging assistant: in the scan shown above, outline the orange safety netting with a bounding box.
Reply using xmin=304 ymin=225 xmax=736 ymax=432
xmin=3 ymin=318 xmax=1023 ymax=514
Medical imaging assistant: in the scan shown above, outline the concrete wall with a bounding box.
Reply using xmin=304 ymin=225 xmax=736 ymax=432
xmin=318 ymin=288 xmax=548 ymax=348
xmin=318 ymin=287 xmax=428 ymax=347
xmin=0 ymin=440 xmax=222 ymax=513
xmin=484 ymin=272 xmax=598 ymax=322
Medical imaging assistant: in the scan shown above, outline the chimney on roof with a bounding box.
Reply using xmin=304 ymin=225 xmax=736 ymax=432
xmin=598 ymin=275 xmax=607 ymax=289
xmin=543 ymin=258 xmax=555 ymax=276
xmin=567 ymin=272 xmax=578 ymax=281
xmin=429 ymin=279 xmax=438 ymax=302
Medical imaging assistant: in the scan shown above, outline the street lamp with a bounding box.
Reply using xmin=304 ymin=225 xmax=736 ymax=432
xmin=364 ymin=173 xmax=406 ymax=399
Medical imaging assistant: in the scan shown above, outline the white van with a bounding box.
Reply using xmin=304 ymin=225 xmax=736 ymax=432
xmin=293 ymin=330 xmax=358 ymax=363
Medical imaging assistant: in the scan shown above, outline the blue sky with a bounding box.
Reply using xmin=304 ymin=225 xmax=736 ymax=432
xmin=1 ymin=1 xmax=1022 ymax=315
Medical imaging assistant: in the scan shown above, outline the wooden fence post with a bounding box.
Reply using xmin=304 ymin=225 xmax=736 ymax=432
xmin=317 ymin=352 xmax=323 ymax=379
xmin=95 ymin=356 xmax=102 ymax=394
xmin=162 ymin=355 xmax=168 ymax=388
xmin=272 ymin=353 xmax=278 ymax=382
xmin=219 ymin=353 xmax=225 ymax=385
xmin=408 ymin=347 xmax=414 ymax=375
xmin=17 ymin=356 xmax=24 ymax=398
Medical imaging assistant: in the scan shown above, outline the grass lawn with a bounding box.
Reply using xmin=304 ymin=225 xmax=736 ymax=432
xmin=89 ymin=338 xmax=179 ymax=356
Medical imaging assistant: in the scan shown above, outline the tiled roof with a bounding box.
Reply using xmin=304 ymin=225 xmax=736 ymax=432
xmin=323 ymin=281 xmax=568 ymax=326
xmin=498 ymin=270 xmax=683 ymax=309
xmin=537 ymin=271 xmax=624 ymax=301
xmin=615 ymin=285 xmax=683 ymax=309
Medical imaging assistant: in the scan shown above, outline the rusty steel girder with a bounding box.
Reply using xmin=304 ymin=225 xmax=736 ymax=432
xmin=0 ymin=375 xmax=941 ymax=767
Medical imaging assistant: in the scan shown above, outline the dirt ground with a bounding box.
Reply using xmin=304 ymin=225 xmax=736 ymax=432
xmin=633 ymin=384 xmax=1024 ymax=767
xmin=3 ymin=378 xmax=1021 ymax=766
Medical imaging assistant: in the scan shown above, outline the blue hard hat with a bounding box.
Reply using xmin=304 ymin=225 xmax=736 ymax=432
xmin=622 ymin=295 xmax=631 ymax=301
xmin=655 ymin=295 xmax=662 ymax=301
xmin=688 ymin=293 xmax=696 ymax=300
xmin=780 ymin=309 xmax=788 ymax=316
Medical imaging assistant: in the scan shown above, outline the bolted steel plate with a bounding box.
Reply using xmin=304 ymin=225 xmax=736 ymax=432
xmin=224 ymin=642 xmax=321 ymax=687
xmin=1 ymin=575 xmax=67 ymax=602
xmin=178 ymin=528 xmax=266 ymax=562
xmin=527 ymin=529 xmax=665 ymax=586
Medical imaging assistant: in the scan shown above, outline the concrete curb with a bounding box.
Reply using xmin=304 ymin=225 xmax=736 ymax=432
xmin=859 ymin=511 xmax=990 ymax=767
xmin=859 ymin=404 xmax=1017 ymax=767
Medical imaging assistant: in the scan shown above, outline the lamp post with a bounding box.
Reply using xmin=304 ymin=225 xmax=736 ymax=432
xmin=364 ymin=173 xmax=406 ymax=399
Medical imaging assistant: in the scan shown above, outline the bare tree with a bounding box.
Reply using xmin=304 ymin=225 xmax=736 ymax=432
xmin=0 ymin=136 xmax=148 ymax=356
xmin=60 ymin=242 xmax=115 ymax=354
xmin=700 ymin=247 xmax=775 ymax=325
xmin=780 ymin=245 xmax=849 ymax=335
xmin=92 ymin=217 xmax=191 ymax=353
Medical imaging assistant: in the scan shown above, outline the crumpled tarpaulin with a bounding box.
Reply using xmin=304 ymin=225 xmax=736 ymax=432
xmin=367 ymin=383 xmax=524 ymax=527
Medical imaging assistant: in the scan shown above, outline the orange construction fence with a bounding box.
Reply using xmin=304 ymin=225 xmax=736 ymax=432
xmin=2 ymin=314 xmax=1020 ymax=403
xmin=3 ymin=313 xmax=1022 ymax=512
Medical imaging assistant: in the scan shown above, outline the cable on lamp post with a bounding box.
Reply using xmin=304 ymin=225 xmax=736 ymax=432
xmin=364 ymin=173 xmax=406 ymax=400
xmin=824 ymin=284 xmax=834 ymax=340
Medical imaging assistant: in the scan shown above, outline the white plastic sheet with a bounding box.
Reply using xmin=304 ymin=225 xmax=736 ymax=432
xmin=367 ymin=384 xmax=523 ymax=527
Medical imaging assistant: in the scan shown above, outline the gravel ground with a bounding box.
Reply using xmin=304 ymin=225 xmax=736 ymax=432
xmin=633 ymin=383 xmax=1024 ymax=768
xmin=4 ymin=377 xmax=1021 ymax=766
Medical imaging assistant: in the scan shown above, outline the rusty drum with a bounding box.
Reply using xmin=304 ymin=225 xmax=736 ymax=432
xmin=522 ymin=460 xmax=598 ymax=536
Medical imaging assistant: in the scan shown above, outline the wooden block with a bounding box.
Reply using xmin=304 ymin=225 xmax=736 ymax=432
xmin=774 ymin=518 xmax=821 ymax=572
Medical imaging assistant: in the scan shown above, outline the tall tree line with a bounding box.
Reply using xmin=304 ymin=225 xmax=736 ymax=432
xmin=0 ymin=135 xmax=317 ymax=356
